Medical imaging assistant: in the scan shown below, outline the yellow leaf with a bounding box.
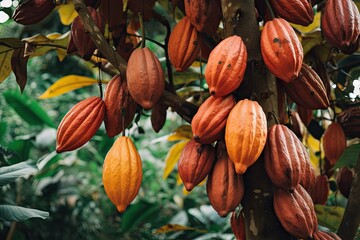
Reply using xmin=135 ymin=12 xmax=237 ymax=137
xmin=163 ymin=140 xmax=189 ymax=180
xmin=153 ymin=224 xmax=207 ymax=234
xmin=58 ymin=2 xmax=78 ymax=25
xmin=182 ymin=186 xmax=190 ymax=195
xmin=38 ymin=75 xmax=103 ymax=99
xmin=301 ymin=31 xmax=322 ymax=56
xmin=0 ymin=46 xmax=13 ymax=83
xmin=306 ymin=134 xmax=321 ymax=171
xmin=292 ymin=12 xmax=321 ymax=34
xmin=176 ymin=172 xmax=183 ymax=186
xmin=167 ymin=125 xmax=193 ymax=141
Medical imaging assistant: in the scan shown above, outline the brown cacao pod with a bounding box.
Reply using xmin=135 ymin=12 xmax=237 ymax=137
xmin=168 ymin=16 xmax=202 ymax=72
xmin=56 ymin=96 xmax=105 ymax=153
xmin=225 ymin=99 xmax=267 ymax=174
xmin=297 ymin=104 xmax=312 ymax=127
xmin=151 ymin=101 xmax=167 ymax=133
xmin=99 ymin=0 xmax=124 ymax=39
xmin=310 ymin=175 xmax=329 ymax=205
xmin=342 ymin=36 xmax=360 ymax=54
xmin=274 ymin=185 xmax=317 ymax=239
xmin=67 ymin=34 xmax=78 ymax=55
xmin=178 ymin=138 xmax=216 ymax=191
xmin=323 ymin=122 xmax=347 ymax=165
xmin=104 ymin=74 xmax=137 ymax=137
xmin=313 ymin=230 xmax=341 ymax=240
xmin=337 ymin=106 xmax=360 ymax=138
xmin=261 ymin=18 xmax=303 ymax=83
xmin=126 ymin=47 xmax=165 ymax=109
xmin=230 ymin=211 xmax=246 ymax=240
xmin=264 ymin=124 xmax=305 ymax=191
xmin=12 ymin=0 xmax=55 ymax=25
xmin=205 ymin=36 xmax=247 ymax=98
xmin=337 ymin=167 xmax=354 ymax=198
xmin=284 ymin=63 xmax=330 ymax=110
xmin=192 ymin=95 xmax=236 ymax=144
xmin=321 ymin=0 xmax=360 ymax=53
xmin=102 ymin=136 xmax=142 ymax=212
xmin=269 ymin=0 xmax=314 ymax=26
xmin=300 ymin=146 xmax=316 ymax=193
xmin=289 ymin=111 xmax=304 ymax=138
xmin=206 ymin=141 xmax=244 ymax=217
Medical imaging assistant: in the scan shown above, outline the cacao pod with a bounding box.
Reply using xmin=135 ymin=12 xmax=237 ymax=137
xmin=225 ymin=99 xmax=267 ymax=174
xmin=289 ymin=111 xmax=304 ymax=138
xmin=67 ymin=34 xmax=78 ymax=54
xmin=313 ymin=230 xmax=339 ymax=240
xmin=297 ymin=105 xmax=312 ymax=126
xmin=104 ymin=74 xmax=137 ymax=137
xmin=205 ymin=36 xmax=248 ymax=98
xmin=102 ymin=136 xmax=142 ymax=212
xmin=99 ymin=0 xmax=124 ymax=39
xmin=310 ymin=175 xmax=329 ymax=205
xmin=12 ymin=0 xmax=55 ymax=25
xmin=192 ymin=95 xmax=236 ymax=144
xmin=168 ymin=16 xmax=202 ymax=72
xmin=342 ymin=36 xmax=360 ymax=54
xmin=151 ymin=101 xmax=167 ymax=133
xmin=264 ymin=124 xmax=305 ymax=191
xmin=178 ymin=138 xmax=216 ymax=191
xmin=206 ymin=141 xmax=244 ymax=217
xmin=260 ymin=18 xmax=303 ymax=82
xmin=284 ymin=63 xmax=330 ymax=110
xmin=56 ymin=97 xmax=105 ymax=153
xmin=230 ymin=211 xmax=246 ymax=240
xmin=337 ymin=106 xmax=360 ymax=138
xmin=126 ymin=47 xmax=165 ymax=109
xmin=274 ymin=185 xmax=317 ymax=239
xmin=321 ymin=0 xmax=360 ymax=52
xmin=300 ymin=147 xmax=316 ymax=193
xmin=337 ymin=167 xmax=354 ymax=198
xmin=323 ymin=122 xmax=347 ymax=165
xmin=269 ymin=0 xmax=314 ymax=26
xmin=85 ymin=0 xmax=100 ymax=8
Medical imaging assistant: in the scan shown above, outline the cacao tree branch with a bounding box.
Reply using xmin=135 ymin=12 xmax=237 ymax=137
xmin=73 ymin=0 xmax=197 ymax=122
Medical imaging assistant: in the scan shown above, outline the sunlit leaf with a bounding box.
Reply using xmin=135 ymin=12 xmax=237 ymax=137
xmin=315 ymin=205 xmax=345 ymax=231
xmin=0 ymin=161 xmax=37 ymax=186
xmin=58 ymin=2 xmax=78 ymax=25
xmin=301 ymin=31 xmax=323 ymax=56
xmin=176 ymin=172 xmax=182 ymax=186
xmin=153 ymin=224 xmax=206 ymax=234
xmin=163 ymin=140 xmax=189 ymax=179
xmin=333 ymin=144 xmax=360 ymax=170
xmin=0 ymin=205 xmax=49 ymax=222
xmin=0 ymin=45 xmax=14 ymax=83
xmin=173 ymin=71 xmax=202 ymax=86
xmin=305 ymin=133 xmax=320 ymax=170
xmin=292 ymin=12 xmax=321 ymax=34
xmin=167 ymin=125 xmax=193 ymax=141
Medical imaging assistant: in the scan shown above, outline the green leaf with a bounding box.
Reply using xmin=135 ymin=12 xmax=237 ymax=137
xmin=333 ymin=144 xmax=360 ymax=170
xmin=0 ymin=205 xmax=49 ymax=222
xmin=3 ymin=90 xmax=55 ymax=128
xmin=0 ymin=121 xmax=7 ymax=143
xmin=0 ymin=161 xmax=37 ymax=186
xmin=0 ymin=45 xmax=14 ymax=83
xmin=315 ymin=205 xmax=345 ymax=231
xmin=7 ymin=137 xmax=34 ymax=164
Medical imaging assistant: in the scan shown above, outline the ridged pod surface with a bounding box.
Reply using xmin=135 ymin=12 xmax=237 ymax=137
xmin=269 ymin=0 xmax=314 ymax=26
xmin=168 ymin=16 xmax=202 ymax=72
xmin=264 ymin=124 xmax=305 ymax=191
xmin=205 ymin=36 xmax=247 ymax=98
xmin=230 ymin=211 xmax=246 ymax=240
xmin=102 ymin=136 xmax=142 ymax=212
xmin=192 ymin=95 xmax=236 ymax=144
xmin=300 ymin=146 xmax=316 ymax=193
xmin=323 ymin=122 xmax=347 ymax=165
xmin=206 ymin=142 xmax=244 ymax=217
xmin=126 ymin=47 xmax=165 ymax=109
xmin=337 ymin=167 xmax=353 ymax=198
xmin=313 ymin=230 xmax=341 ymax=240
xmin=274 ymin=185 xmax=317 ymax=239
xmin=178 ymin=138 xmax=216 ymax=191
xmin=284 ymin=63 xmax=330 ymax=110
xmin=12 ymin=0 xmax=55 ymax=25
xmin=337 ymin=106 xmax=360 ymax=138
xmin=261 ymin=18 xmax=303 ymax=82
xmin=56 ymin=97 xmax=105 ymax=153
xmin=104 ymin=74 xmax=137 ymax=137
xmin=310 ymin=175 xmax=329 ymax=205
xmin=297 ymin=105 xmax=312 ymax=126
xmin=321 ymin=0 xmax=360 ymax=52
xmin=225 ymin=99 xmax=267 ymax=174
xmin=151 ymin=101 xmax=167 ymax=133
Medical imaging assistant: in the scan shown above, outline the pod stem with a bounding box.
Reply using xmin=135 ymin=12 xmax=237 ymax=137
xmin=268 ymin=111 xmax=280 ymax=124
xmin=139 ymin=12 xmax=146 ymax=48
xmin=264 ymin=0 xmax=276 ymax=20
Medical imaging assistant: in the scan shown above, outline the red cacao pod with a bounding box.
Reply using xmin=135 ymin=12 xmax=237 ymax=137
xmin=67 ymin=34 xmax=78 ymax=55
xmin=313 ymin=230 xmax=341 ymax=240
xmin=261 ymin=18 xmax=303 ymax=83
xmin=12 ymin=0 xmax=55 ymax=25
xmin=289 ymin=111 xmax=304 ymax=138
xmin=192 ymin=95 xmax=236 ymax=144
xmin=151 ymin=101 xmax=167 ymax=133
xmin=274 ymin=185 xmax=317 ymax=239
xmin=56 ymin=97 xmax=105 ymax=153
xmin=337 ymin=167 xmax=354 ymax=198
xmin=230 ymin=211 xmax=246 ymax=240
xmin=310 ymin=175 xmax=329 ymax=205
xmin=269 ymin=0 xmax=314 ymax=26
xmin=99 ymin=0 xmax=124 ymax=39
xmin=206 ymin=142 xmax=244 ymax=217
xmin=178 ymin=138 xmax=216 ymax=191
xmin=297 ymin=105 xmax=312 ymax=127
xmin=126 ymin=47 xmax=165 ymax=109
xmin=225 ymin=99 xmax=267 ymax=174
xmin=337 ymin=106 xmax=360 ymax=138
xmin=284 ymin=63 xmax=330 ymax=110
xmin=300 ymin=147 xmax=316 ymax=193
xmin=205 ymin=36 xmax=248 ymax=98
xmin=104 ymin=74 xmax=137 ymax=137
xmin=168 ymin=16 xmax=202 ymax=72
xmin=323 ymin=122 xmax=347 ymax=165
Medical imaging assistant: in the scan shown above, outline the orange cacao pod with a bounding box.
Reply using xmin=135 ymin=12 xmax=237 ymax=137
xmin=230 ymin=211 xmax=246 ymax=240
xmin=284 ymin=63 xmax=330 ymax=110
xmin=102 ymin=136 xmax=142 ymax=212
xmin=178 ymin=138 xmax=216 ymax=191
xmin=310 ymin=175 xmax=329 ymax=205
xmin=192 ymin=95 xmax=236 ymax=144
xmin=321 ymin=0 xmax=360 ymax=52
xmin=168 ymin=16 xmax=202 ymax=72
xmin=151 ymin=101 xmax=167 ymax=133
xmin=206 ymin=142 xmax=244 ymax=217
xmin=274 ymin=185 xmax=317 ymax=239
xmin=264 ymin=124 xmax=306 ymax=191
xmin=300 ymin=147 xmax=316 ymax=193
xmin=205 ymin=36 xmax=248 ymax=98
xmin=56 ymin=97 xmax=105 ymax=153
xmin=126 ymin=47 xmax=165 ymax=109
xmin=12 ymin=0 xmax=55 ymax=25
xmin=323 ymin=122 xmax=347 ymax=165
xmin=269 ymin=0 xmax=314 ymax=26
xmin=337 ymin=106 xmax=360 ymax=138
xmin=104 ymin=74 xmax=137 ymax=137
xmin=261 ymin=18 xmax=303 ymax=82
xmin=297 ymin=105 xmax=312 ymax=127
xmin=337 ymin=167 xmax=354 ymax=198
xmin=225 ymin=99 xmax=267 ymax=174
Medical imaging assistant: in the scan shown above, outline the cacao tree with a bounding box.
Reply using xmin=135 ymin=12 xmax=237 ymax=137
xmin=1 ymin=0 xmax=360 ymax=239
